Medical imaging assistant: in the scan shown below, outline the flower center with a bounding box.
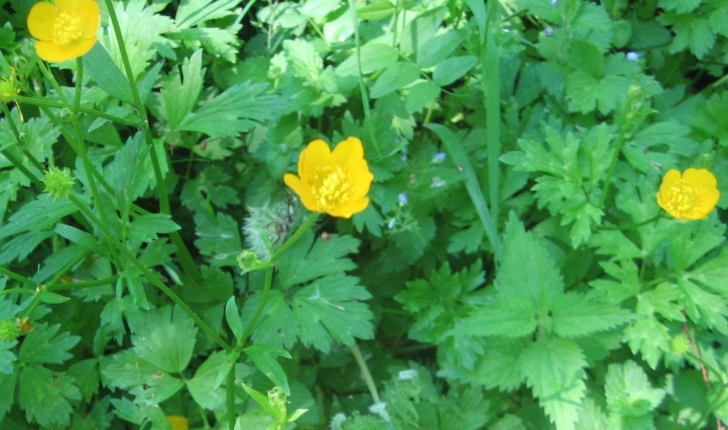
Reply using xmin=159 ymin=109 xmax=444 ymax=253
xmin=53 ymin=12 xmax=85 ymax=46
xmin=313 ymin=166 xmax=353 ymax=210
xmin=665 ymin=182 xmax=698 ymax=217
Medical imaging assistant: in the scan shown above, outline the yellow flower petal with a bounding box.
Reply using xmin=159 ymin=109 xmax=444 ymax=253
xmin=166 ymin=416 xmax=189 ymax=430
xmin=656 ymin=167 xmax=719 ymax=221
xmin=284 ymin=173 xmax=319 ymax=212
xmin=27 ymin=2 xmax=58 ymax=41
xmin=329 ymin=136 xmax=364 ymax=167
xmin=35 ymin=37 xmax=97 ymax=63
xmin=684 ymin=168 xmax=718 ymax=189
xmin=299 ymin=139 xmax=330 ymax=182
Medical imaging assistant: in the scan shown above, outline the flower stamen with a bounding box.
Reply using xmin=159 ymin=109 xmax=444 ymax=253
xmin=53 ymin=12 xmax=86 ymax=46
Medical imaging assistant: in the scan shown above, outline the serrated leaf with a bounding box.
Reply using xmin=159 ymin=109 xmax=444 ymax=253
xmin=130 ymin=306 xmax=198 ymax=373
xmin=102 ymin=350 xmax=184 ymax=405
xmin=551 ymin=292 xmax=632 ymax=338
xmin=244 ymin=290 xmax=300 ymax=349
xmin=67 ymin=359 xmax=99 ymax=402
xmin=276 ymin=231 xmax=360 ymax=289
xmin=605 ymin=360 xmax=665 ymax=415
xmin=0 ymin=371 xmax=16 ymax=420
xmin=520 ymin=338 xmax=587 ymax=430
xmin=177 ymin=81 xmax=284 ymax=137
xmin=498 ymin=213 xmax=563 ymax=305
xmin=244 ymin=344 xmax=291 ymax=395
xmin=292 ymin=275 xmax=373 ymax=353
xmin=188 ymin=351 xmax=228 ymax=410
xmin=0 ymin=341 xmax=16 ymax=375
xmin=458 ymin=296 xmax=537 ymax=338
xmin=162 ymin=50 xmax=204 ymax=130
xmin=690 ymin=247 xmax=728 ymax=297
xmin=637 ymin=283 xmax=684 ymax=322
xmin=679 ymin=278 xmax=728 ymax=334
xmin=623 ymin=315 xmax=669 ymax=369
xmin=19 ymin=365 xmax=81 ymax=427
xmin=18 ymin=323 xmax=80 ymax=365
xmin=0 ymin=195 xmax=78 ymax=241
xmin=589 ymin=230 xmax=643 ymax=260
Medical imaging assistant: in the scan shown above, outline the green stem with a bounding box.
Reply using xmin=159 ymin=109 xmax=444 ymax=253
xmin=47 ymin=276 xmax=120 ymax=291
xmin=15 ymin=95 xmax=142 ymax=126
xmin=103 ymin=0 xmax=201 ymax=283
xmin=67 ymin=194 xmax=231 ymax=352
xmin=347 ymin=0 xmax=380 ymax=157
xmin=271 ymin=213 xmax=320 ymax=264
xmin=596 ymin=213 xmax=664 ymax=231
xmin=599 ymin=105 xmax=630 ymax=209
xmin=0 ymin=288 xmax=35 ymax=296
xmin=484 ymin=0 xmax=501 ymax=231
xmin=37 ymin=61 xmax=68 ymax=104
xmin=226 ymin=368 xmax=236 ymax=430
xmin=350 ymin=344 xmax=380 ymax=404
xmin=0 ymin=266 xmax=35 ymax=287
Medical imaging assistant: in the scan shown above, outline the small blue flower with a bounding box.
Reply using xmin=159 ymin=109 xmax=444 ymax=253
xmin=388 ymin=218 xmax=396 ymax=229
xmin=626 ymin=51 xmax=639 ymax=61
xmin=433 ymin=152 xmax=446 ymax=163
xmin=398 ymin=193 xmax=408 ymax=204
xmin=550 ymin=0 xmax=557 ymax=5
xmin=544 ymin=27 xmax=554 ymax=36
xmin=400 ymin=154 xmax=408 ymax=162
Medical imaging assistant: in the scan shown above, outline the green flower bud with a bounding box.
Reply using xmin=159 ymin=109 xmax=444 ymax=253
xmin=670 ymin=333 xmax=690 ymax=356
xmin=0 ymin=80 xmax=17 ymax=102
xmin=237 ymin=250 xmax=268 ymax=273
xmin=58 ymin=107 xmax=74 ymax=123
xmin=268 ymin=386 xmax=287 ymax=408
xmin=42 ymin=166 xmax=75 ymax=200
xmin=0 ymin=320 xmax=20 ymax=343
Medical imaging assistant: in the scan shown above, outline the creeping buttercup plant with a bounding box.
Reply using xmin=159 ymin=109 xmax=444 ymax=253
xmin=1 ymin=0 xmax=728 ymax=429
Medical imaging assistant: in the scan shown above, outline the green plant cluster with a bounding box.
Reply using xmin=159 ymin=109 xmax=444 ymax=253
xmin=0 ymin=0 xmax=728 ymax=429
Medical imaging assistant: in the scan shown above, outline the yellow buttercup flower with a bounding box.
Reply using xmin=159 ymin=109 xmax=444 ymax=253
xmin=166 ymin=416 xmax=189 ymax=430
xmin=656 ymin=168 xmax=720 ymax=221
xmin=27 ymin=0 xmax=100 ymax=62
xmin=284 ymin=137 xmax=374 ymax=218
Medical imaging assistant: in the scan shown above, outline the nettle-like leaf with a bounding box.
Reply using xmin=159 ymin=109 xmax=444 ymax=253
xmin=520 ymin=338 xmax=587 ymax=430
xmin=550 ymin=292 xmax=633 ymax=338
xmin=18 ymin=323 xmax=81 ymax=365
xmin=19 ymin=365 xmax=81 ymax=428
xmin=502 ymin=125 xmax=613 ymax=247
xmin=440 ymin=337 xmax=529 ymax=391
xmin=605 ymin=360 xmax=665 ymax=417
xmin=243 ymin=231 xmax=374 ymax=353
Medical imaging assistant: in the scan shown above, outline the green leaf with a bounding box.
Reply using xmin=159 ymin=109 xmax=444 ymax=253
xmin=18 ymin=323 xmax=80 ymax=365
xmin=520 ymin=338 xmax=587 ymax=430
xmin=589 ymin=230 xmax=643 ymax=260
xmin=458 ymin=296 xmax=537 ymax=338
xmin=637 ymin=283 xmax=684 ymax=322
xmin=439 ymin=337 xmax=527 ymax=392
xmin=605 ymin=360 xmax=665 ymax=416
xmin=0 ymin=371 xmax=16 ymax=421
xmin=301 ymin=0 xmax=340 ymax=18
xmin=129 ymin=213 xmax=181 ymax=240
xmin=370 ymin=62 xmax=421 ymax=98
xmin=226 ymin=296 xmax=244 ymax=342
xmin=336 ymin=43 xmax=400 ymax=76
xmin=193 ymin=212 xmax=242 ymax=267
xmin=622 ymin=315 xmax=669 ymax=369
xmin=433 ymin=55 xmax=479 ymax=87
xmin=426 ymin=123 xmax=501 ymax=259
xmin=498 ymin=213 xmax=563 ymax=305
xmin=67 ymin=359 xmax=99 ymax=402
xmin=690 ymin=247 xmax=728 ymax=297
xmin=356 ymin=1 xmax=396 ymax=20
xmin=463 ymin=0 xmax=486 ymax=40
xmin=658 ymin=0 xmax=701 ymax=14
xmin=416 ymin=29 xmax=466 ymax=69
xmin=0 ymin=195 xmax=78 ymax=241
xmin=215 ymin=351 xmax=240 ymax=390
xmin=589 ymin=260 xmax=641 ymax=304
xmin=550 ymin=292 xmax=632 ymax=338
xmin=679 ymin=278 xmax=728 ymax=335
xmin=188 ymin=351 xmax=228 ymax=410
xmin=130 ymin=305 xmax=198 ymax=373
xmin=83 ymin=43 xmax=134 ymax=103
xmin=292 ymin=275 xmax=374 ymax=353
xmin=175 ymin=0 xmax=242 ymax=28
xmin=575 ymin=398 xmax=609 ymax=430
xmin=244 ymin=290 xmax=300 ymax=349
xmin=0 ymin=340 xmax=16 ymax=375
xmin=396 ymin=261 xmax=485 ymax=343
xmin=276 ymin=231 xmax=360 ymax=289
xmin=19 ymin=365 xmax=80 ymax=427
xmin=177 ymin=81 xmax=285 ymax=137
xmin=244 ymin=344 xmax=292 ymax=395
xmin=162 ymin=50 xmax=203 ymax=130
xmin=242 ymin=383 xmax=281 ymax=419
xmin=102 ymin=350 xmax=185 ymax=405
xmin=405 ymin=81 xmax=441 ymax=113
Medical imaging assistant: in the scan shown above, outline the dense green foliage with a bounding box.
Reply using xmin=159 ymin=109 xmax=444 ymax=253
xmin=1 ymin=0 xmax=728 ymax=429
